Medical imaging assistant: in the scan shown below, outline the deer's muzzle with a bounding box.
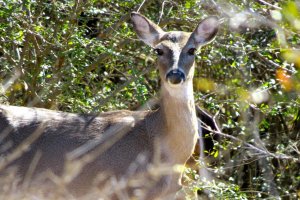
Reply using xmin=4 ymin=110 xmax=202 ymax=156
xmin=166 ymin=69 xmax=186 ymax=85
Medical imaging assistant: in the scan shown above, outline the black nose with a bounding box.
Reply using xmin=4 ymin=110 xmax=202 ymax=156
xmin=166 ymin=69 xmax=186 ymax=85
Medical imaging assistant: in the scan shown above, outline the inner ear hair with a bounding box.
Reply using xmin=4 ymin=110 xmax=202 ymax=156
xmin=193 ymin=16 xmax=219 ymax=46
xmin=131 ymin=12 xmax=165 ymax=47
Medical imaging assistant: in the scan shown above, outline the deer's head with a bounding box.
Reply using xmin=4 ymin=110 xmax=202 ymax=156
xmin=131 ymin=12 xmax=219 ymax=87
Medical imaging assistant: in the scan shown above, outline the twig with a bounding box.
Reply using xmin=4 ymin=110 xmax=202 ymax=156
xmin=137 ymin=0 xmax=147 ymax=13
xmin=256 ymin=0 xmax=282 ymax=10
xmin=95 ymin=67 xmax=153 ymax=111
xmin=158 ymin=0 xmax=168 ymax=25
xmin=64 ymin=120 xmax=135 ymax=183
xmin=0 ymin=123 xmax=46 ymax=171
xmin=98 ymin=0 xmax=155 ymax=39
xmin=199 ymin=121 xmax=300 ymax=163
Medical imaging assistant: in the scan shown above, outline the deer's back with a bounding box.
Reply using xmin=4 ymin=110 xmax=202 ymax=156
xmin=0 ymin=105 xmax=164 ymax=196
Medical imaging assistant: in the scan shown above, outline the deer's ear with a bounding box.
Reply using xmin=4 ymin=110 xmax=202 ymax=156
xmin=131 ymin=12 xmax=165 ymax=47
xmin=191 ymin=16 xmax=219 ymax=48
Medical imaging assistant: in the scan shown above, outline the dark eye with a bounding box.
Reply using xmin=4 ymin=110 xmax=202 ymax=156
xmin=187 ymin=48 xmax=196 ymax=55
xmin=154 ymin=48 xmax=164 ymax=56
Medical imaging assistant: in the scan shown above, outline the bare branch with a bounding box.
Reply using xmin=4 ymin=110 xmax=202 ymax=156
xmin=199 ymin=121 xmax=300 ymax=163
xmin=137 ymin=0 xmax=147 ymax=13
xmin=256 ymin=0 xmax=282 ymax=10
xmin=0 ymin=123 xmax=46 ymax=171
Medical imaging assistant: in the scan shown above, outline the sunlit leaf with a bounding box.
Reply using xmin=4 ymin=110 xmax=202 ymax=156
xmin=282 ymin=50 xmax=300 ymax=68
xmin=276 ymin=68 xmax=293 ymax=91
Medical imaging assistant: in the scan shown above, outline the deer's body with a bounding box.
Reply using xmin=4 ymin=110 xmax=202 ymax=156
xmin=0 ymin=12 xmax=219 ymax=199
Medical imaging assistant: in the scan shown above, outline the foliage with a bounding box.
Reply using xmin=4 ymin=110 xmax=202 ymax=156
xmin=1 ymin=0 xmax=300 ymax=199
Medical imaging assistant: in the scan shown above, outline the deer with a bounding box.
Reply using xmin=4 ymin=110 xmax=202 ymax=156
xmin=0 ymin=12 xmax=219 ymax=199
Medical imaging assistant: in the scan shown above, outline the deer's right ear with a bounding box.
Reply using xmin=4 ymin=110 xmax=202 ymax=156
xmin=131 ymin=12 xmax=164 ymax=47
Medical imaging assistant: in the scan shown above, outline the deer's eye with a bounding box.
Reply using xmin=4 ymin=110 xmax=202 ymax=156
xmin=154 ymin=48 xmax=164 ymax=56
xmin=187 ymin=48 xmax=196 ymax=56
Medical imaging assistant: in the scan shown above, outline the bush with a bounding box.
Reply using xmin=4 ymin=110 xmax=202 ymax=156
xmin=1 ymin=0 xmax=299 ymax=199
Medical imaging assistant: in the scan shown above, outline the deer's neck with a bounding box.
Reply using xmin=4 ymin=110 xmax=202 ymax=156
xmin=159 ymin=80 xmax=198 ymax=164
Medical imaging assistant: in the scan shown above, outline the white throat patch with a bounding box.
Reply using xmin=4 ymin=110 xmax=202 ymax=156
xmin=163 ymin=81 xmax=194 ymax=101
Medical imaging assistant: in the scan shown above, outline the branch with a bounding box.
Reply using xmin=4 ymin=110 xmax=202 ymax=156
xmin=97 ymin=0 xmax=156 ymax=39
xmin=200 ymin=121 xmax=300 ymax=163
xmin=256 ymin=0 xmax=282 ymax=10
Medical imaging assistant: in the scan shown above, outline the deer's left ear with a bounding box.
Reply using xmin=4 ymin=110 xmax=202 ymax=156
xmin=190 ymin=16 xmax=219 ymax=48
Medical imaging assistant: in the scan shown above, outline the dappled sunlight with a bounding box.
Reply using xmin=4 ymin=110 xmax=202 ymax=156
xmin=282 ymin=50 xmax=300 ymax=68
xmin=194 ymin=77 xmax=215 ymax=92
xmin=250 ymin=88 xmax=270 ymax=104
xmin=0 ymin=69 xmax=22 ymax=95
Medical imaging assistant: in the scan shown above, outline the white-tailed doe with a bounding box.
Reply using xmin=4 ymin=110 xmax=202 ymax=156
xmin=0 ymin=12 xmax=219 ymax=199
